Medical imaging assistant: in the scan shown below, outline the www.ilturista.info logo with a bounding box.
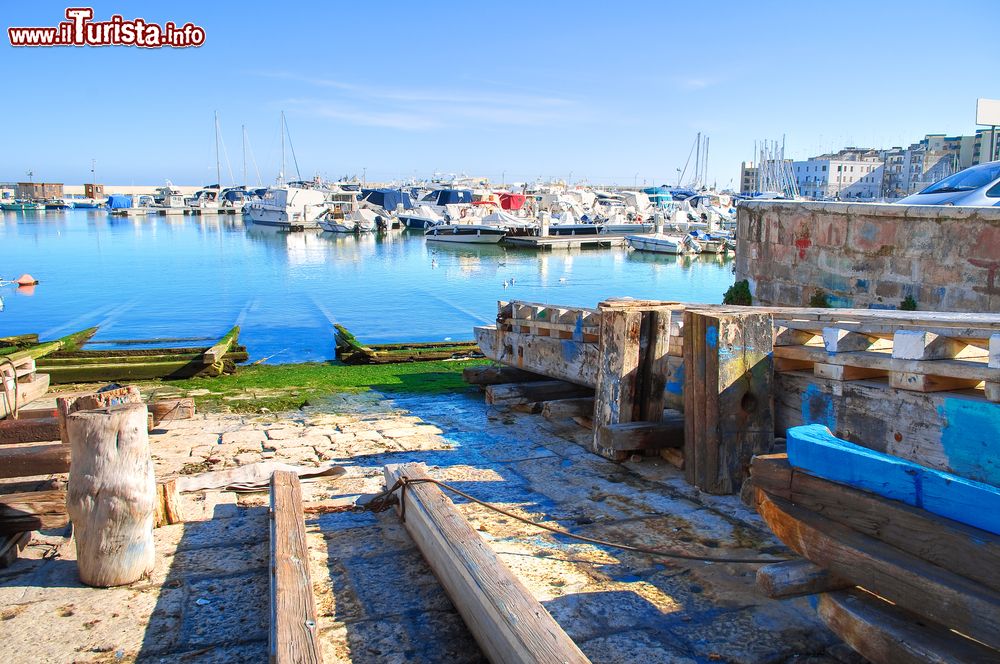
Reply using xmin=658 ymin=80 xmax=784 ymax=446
xmin=8 ymin=7 xmax=205 ymax=48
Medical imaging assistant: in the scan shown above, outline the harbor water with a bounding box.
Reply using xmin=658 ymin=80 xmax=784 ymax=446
xmin=1 ymin=210 xmax=736 ymax=362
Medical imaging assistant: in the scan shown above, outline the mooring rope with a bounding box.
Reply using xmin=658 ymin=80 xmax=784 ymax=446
xmin=0 ymin=357 xmax=19 ymax=420
xmin=362 ymin=475 xmax=789 ymax=565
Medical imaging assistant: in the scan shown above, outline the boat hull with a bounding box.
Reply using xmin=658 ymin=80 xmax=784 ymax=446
xmin=425 ymin=225 xmax=505 ymax=244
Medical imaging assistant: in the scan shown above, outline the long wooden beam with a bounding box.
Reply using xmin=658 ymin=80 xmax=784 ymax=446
xmin=751 ymin=454 xmax=1000 ymax=593
xmin=269 ymin=470 xmax=323 ymax=664
xmin=0 ymin=444 xmax=71 ymax=478
xmin=0 ymin=489 xmax=68 ymax=534
xmin=383 ymin=462 xmax=590 ymax=664
xmin=5 ymin=327 xmax=98 ymax=364
xmin=203 ymin=325 xmax=240 ymax=365
xmin=0 ymin=417 xmax=59 ymax=444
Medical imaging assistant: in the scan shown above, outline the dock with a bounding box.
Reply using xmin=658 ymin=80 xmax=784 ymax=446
xmin=502 ymin=235 xmax=626 ymax=250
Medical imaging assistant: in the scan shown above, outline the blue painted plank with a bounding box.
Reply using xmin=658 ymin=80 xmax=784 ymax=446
xmin=787 ymin=424 xmax=1000 ymax=536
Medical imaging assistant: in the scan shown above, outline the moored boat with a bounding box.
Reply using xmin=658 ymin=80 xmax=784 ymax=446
xmin=625 ymin=233 xmax=702 ymax=255
xmin=1 ymin=200 xmax=44 ymax=212
xmin=244 ymin=185 xmax=328 ymax=229
xmin=425 ymin=223 xmax=506 ymax=244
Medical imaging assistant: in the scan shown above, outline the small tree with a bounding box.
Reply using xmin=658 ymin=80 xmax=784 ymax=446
xmin=723 ymin=280 xmax=752 ymax=306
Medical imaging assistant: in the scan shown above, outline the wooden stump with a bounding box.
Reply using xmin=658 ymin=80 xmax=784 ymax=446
xmin=57 ymin=385 xmax=142 ymax=445
xmin=150 ymin=398 xmax=195 ymax=425
xmin=683 ymin=310 xmax=774 ymax=494
xmin=66 ymin=402 xmax=155 ymax=587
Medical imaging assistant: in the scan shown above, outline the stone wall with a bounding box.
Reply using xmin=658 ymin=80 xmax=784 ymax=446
xmin=735 ymin=201 xmax=1000 ymax=311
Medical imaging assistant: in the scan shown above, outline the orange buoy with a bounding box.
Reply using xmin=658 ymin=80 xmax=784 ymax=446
xmin=15 ymin=274 xmax=38 ymax=286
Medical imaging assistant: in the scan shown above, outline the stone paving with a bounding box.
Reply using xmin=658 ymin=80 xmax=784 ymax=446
xmin=0 ymin=388 xmax=854 ymax=664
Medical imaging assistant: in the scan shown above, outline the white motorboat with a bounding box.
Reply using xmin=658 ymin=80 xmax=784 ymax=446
xmin=425 ymin=223 xmax=506 ymax=244
xmin=244 ymin=186 xmax=328 ymax=229
xmin=625 ymin=233 xmax=702 ymax=255
xmin=398 ymin=204 xmax=446 ymax=229
xmin=319 ymin=208 xmax=379 ymax=233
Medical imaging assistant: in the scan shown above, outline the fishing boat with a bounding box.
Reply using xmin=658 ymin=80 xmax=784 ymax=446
xmin=425 ymin=223 xmax=506 ymax=244
xmin=42 ymin=199 xmax=70 ymax=210
xmin=0 ymin=200 xmax=44 ymax=212
xmin=69 ymin=198 xmax=104 ymax=209
xmin=244 ymin=185 xmax=328 ymax=229
xmin=625 ymin=233 xmax=702 ymax=255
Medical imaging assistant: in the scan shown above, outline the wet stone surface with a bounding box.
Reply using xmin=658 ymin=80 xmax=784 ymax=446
xmin=0 ymin=388 xmax=845 ymax=663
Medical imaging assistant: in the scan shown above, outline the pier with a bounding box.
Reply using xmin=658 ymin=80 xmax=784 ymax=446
xmin=502 ymin=235 xmax=627 ymax=250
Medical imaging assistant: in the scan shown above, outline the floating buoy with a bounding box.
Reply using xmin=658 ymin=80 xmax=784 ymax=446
xmin=16 ymin=274 xmax=38 ymax=286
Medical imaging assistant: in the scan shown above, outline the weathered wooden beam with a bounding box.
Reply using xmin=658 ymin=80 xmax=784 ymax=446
xmin=787 ymin=424 xmax=1000 ymax=536
xmin=269 ymin=470 xmax=323 ymax=664
xmin=4 ymin=327 xmax=98 ymax=364
xmin=383 ymin=462 xmax=590 ymax=664
xmin=203 ymin=325 xmax=240 ymax=365
xmin=462 ymin=365 xmax=549 ymax=386
xmin=0 ymin=444 xmax=71 ymax=478
xmin=683 ymin=310 xmax=774 ymax=494
xmin=485 ymin=380 xmax=593 ymax=406
xmin=773 ymin=345 xmax=993 ymax=383
xmin=755 ymin=490 xmax=1000 ymax=649
xmin=822 ymin=328 xmax=892 ymax=353
xmin=773 ymin=372 xmax=1000 ymax=487
xmin=594 ymin=414 xmax=684 ymax=451
xmin=479 ymin=328 xmax=599 ymax=388
xmin=57 ymin=386 xmax=142 ymax=445
xmin=812 ymin=363 xmax=887 ymax=381
xmin=150 ymin=398 xmax=195 ymax=425
xmin=0 ymin=488 xmax=68 ymax=534
xmin=818 ymin=589 xmax=1000 ymax=664
xmin=892 ymin=330 xmax=988 ymax=361
xmin=755 ymin=559 xmax=851 ymax=599
xmin=0 ymin=417 xmax=59 ymax=444
xmin=751 ymin=454 xmax=1000 ymax=593
xmin=541 ymin=397 xmax=595 ymax=420
xmin=0 ymin=532 xmax=30 ymax=569
xmin=593 ymin=304 xmax=643 ymax=460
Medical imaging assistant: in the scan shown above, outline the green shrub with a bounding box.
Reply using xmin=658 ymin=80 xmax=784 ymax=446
xmin=723 ymin=280 xmax=752 ymax=306
xmin=900 ymin=295 xmax=917 ymax=311
xmin=808 ymin=289 xmax=830 ymax=308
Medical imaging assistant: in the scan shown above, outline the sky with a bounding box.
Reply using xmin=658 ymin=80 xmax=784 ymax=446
xmin=2 ymin=1 xmax=997 ymax=189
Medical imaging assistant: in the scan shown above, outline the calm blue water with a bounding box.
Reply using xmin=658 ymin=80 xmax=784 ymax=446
xmin=1 ymin=209 xmax=735 ymax=362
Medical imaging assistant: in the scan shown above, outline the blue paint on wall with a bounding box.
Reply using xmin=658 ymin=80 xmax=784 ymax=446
xmin=561 ymin=339 xmax=580 ymax=362
xmin=573 ymin=315 xmax=583 ymax=342
xmin=937 ymin=398 xmax=1000 ymax=487
xmin=801 ymin=384 xmax=835 ymax=430
xmin=666 ymin=362 xmax=684 ymax=394
xmin=706 ymin=326 xmax=718 ymax=349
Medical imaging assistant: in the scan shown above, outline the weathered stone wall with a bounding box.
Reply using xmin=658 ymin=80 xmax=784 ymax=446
xmin=735 ymin=201 xmax=1000 ymax=311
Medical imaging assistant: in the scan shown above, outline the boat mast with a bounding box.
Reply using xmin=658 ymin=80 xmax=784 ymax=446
xmin=242 ymin=124 xmax=247 ymax=186
xmin=703 ymin=137 xmax=710 ymax=189
xmin=280 ymin=112 xmax=285 ymax=184
xmin=214 ymin=111 xmax=221 ymax=187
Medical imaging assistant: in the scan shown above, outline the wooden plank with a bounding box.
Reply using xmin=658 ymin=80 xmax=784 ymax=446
xmin=774 ymin=372 xmax=1000 ymax=487
xmin=0 ymin=488 xmax=68 ymax=534
xmin=822 ymin=328 xmax=892 ymax=353
xmin=462 ymin=365 xmax=549 ymax=386
xmin=0 ymin=417 xmax=59 ymax=444
xmin=755 ymin=490 xmax=1000 ymax=649
xmin=595 ymin=415 xmax=684 ymax=451
xmin=637 ymin=307 xmax=676 ymax=421
xmin=892 ymin=330 xmax=988 ymax=360
xmin=787 ymin=424 xmax=1000 ymax=535
xmin=684 ymin=310 xmax=774 ymax=494
xmin=813 ymin=363 xmax=886 ymax=381
xmin=485 ymin=381 xmax=593 ymax=406
xmin=487 ymin=329 xmax=599 ymax=387
xmin=4 ymin=327 xmax=98 ymax=365
xmin=774 ymin=327 xmax=822 ymax=347
xmin=203 ymin=326 xmax=240 ymax=365
xmin=150 ymin=398 xmax=195 ymax=425
xmin=383 ymin=462 xmax=590 ymax=664
xmin=593 ymin=305 xmax=643 ymax=461
xmin=776 ymin=317 xmax=1000 ymax=342
xmin=0 ymin=532 xmax=30 ymax=569
xmin=889 ymin=372 xmax=983 ymax=392
xmin=818 ymin=589 xmax=1000 ymax=664
xmin=0 ymin=444 xmax=71 ymax=478
xmin=540 ymin=397 xmax=595 ymax=420
xmin=269 ymin=470 xmax=323 ymax=664
xmin=751 ymin=454 xmax=1000 ymax=592
xmin=755 ymin=559 xmax=852 ymax=599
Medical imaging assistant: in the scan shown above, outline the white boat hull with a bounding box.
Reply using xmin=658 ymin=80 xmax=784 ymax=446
xmin=625 ymin=234 xmax=700 ymax=255
xmin=425 ymin=225 xmax=505 ymax=244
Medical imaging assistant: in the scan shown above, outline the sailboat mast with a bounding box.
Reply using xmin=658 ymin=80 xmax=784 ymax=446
xmin=280 ymin=112 xmax=286 ymax=184
xmin=703 ymin=137 xmax=710 ymax=188
xmin=242 ymin=124 xmax=247 ymax=186
xmin=214 ymin=111 xmax=221 ymax=187
xmin=694 ymin=132 xmax=701 ymax=188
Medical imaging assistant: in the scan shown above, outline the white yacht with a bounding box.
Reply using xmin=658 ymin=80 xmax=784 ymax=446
xmin=625 ymin=233 xmax=702 ymax=255
xmin=244 ymin=186 xmax=329 ymax=229
xmin=425 ymin=223 xmax=506 ymax=244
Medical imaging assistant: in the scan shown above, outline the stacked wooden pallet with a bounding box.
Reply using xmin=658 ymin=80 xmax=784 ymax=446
xmin=0 ymin=328 xmax=97 ymax=418
xmin=750 ymin=424 xmax=1000 ymax=663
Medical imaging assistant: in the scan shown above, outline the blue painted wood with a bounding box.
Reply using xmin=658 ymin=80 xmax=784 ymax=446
xmin=787 ymin=424 xmax=1000 ymax=536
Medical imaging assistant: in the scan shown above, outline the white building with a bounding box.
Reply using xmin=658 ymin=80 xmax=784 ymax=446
xmin=793 ymin=149 xmax=884 ymax=200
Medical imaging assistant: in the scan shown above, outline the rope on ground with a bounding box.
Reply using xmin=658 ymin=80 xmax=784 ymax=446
xmin=0 ymin=357 xmax=19 ymax=420
xmin=361 ymin=475 xmax=790 ymax=565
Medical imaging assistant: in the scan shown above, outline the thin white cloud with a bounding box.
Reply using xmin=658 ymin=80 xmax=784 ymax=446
xmin=255 ymin=70 xmax=581 ymax=131
xmin=675 ymin=77 xmax=718 ymax=90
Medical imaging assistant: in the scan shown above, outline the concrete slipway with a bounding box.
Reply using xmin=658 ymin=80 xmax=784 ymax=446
xmin=0 ymin=387 xmax=853 ymax=663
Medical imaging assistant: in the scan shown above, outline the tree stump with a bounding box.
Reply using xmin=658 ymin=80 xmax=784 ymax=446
xmin=66 ymin=402 xmax=155 ymax=587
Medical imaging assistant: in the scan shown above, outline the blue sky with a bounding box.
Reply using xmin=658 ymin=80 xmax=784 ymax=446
xmin=2 ymin=1 xmax=996 ymax=188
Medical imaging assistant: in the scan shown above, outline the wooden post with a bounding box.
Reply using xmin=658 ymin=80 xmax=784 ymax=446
xmin=593 ymin=304 xmax=642 ymax=461
xmin=383 ymin=462 xmax=590 ymax=664
xmin=66 ymin=403 xmax=155 ymax=587
xmin=683 ymin=310 xmax=774 ymax=494
xmin=269 ymin=470 xmax=323 ymax=664
xmin=56 ymin=385 xmax=142 ymax=445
